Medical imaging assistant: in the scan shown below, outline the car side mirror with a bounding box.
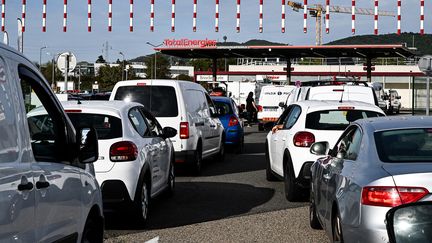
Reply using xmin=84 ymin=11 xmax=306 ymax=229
xmin=310 ymin=142 xmax=329 ymax=156
xmin=78 ymin=127 xmax=98 ymax=163
xmin=386 ymin=202 xmax=432 ymax=243
xmin=162 ymin=127 xmax=177 ymax=139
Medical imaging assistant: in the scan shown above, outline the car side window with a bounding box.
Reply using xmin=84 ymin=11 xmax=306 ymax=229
xmin=284 ymin=106 xmax=301 ymax=129
xmin=205 ymin=93 xmax=217 ymax=116
xmin=20 ymin=66 xmax=67 ymax=162
xmin=129 ymin=107 xmax=148 ymax=137
xmin=332 ymin=126 xmax=361 ymax=160
xmin=141 ymin=108 xmax=162 ymax=137
xmin=277 ymin=106 xmax=292 ymax=125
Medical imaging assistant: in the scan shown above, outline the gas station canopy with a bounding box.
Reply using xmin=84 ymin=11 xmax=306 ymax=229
xmin=156 ymin=44 xmax=416 ymax=59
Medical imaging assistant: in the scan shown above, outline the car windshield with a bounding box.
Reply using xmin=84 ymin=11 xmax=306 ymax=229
xmin=306 ymin=110 xmax=384 ymax=130
xmin=213 ymin=101 xmax=232 ymax=115
xmin=114 ymin=86 xmax=178 ymax=117
xmin=67 ymin=113 xmax=122 ymax=140
xmin=375 ymin=128 xmax=432 ymax=162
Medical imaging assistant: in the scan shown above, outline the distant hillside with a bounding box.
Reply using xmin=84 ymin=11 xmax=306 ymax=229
xmin=218 ymin=39 xmax=288 ymax=46
xmin=327 ymin=32 xmax=431 ymax=55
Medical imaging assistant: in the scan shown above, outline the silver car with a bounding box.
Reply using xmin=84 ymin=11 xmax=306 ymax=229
xmin=309 ymin=116 xmax=432 ymax=243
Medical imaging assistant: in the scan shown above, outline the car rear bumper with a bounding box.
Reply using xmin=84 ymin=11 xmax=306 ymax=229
xmin=225 ymin=127 xmax=243 ymax=144
xmin=100 ymin=180 xmax=133 ymax=211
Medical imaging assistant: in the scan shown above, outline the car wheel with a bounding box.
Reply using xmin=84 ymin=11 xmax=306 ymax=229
xmin=309 ymin=201 xmax=322 ymax=229
xmin=165 ymin=160 xmax=175 ymax=197
xmin=265 ymin=143 xmax=278 ymax=181
xmin=236 ymin=136 xmax=244 ymax=154
xmin=332 ymin=210 xmax=344 ymax=243
xmin=192 ymin=146 xmax=202 ymax=175
xmin=135 ymin=179 xmax=150 ymax=224
xmin=284 ymin=154 xmax=298 ymax=202
xmin=81 ymin=215 xmax=103 ymax=243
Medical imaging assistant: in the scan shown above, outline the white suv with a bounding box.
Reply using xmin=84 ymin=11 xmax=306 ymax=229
xmin=110 ymin=79 xmax=225 ymax=174
xmin=0 ymin=44 xmax=103 ymax=242
xmin=266 ymin=100 xmax=385 ymax=201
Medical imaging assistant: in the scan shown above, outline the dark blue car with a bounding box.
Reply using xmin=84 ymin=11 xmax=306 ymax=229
xmin=211 ymin=96 xmax=244 ymax=152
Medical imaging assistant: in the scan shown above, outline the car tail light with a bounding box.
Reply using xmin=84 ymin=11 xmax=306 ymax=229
xmin=65 ymin=109 xmax=82 ymax=113
xmin=137 ymin=82 xmax=146 ymax=86
xmin=110 ymin=141 xmax=138 ymax=162
xmin=293 ymin=131 xmax=315 ymax=147
xmin=338 ymin=106 xmax=355 ymax=110
xmin=361 ymin=186 xmax=429 ymax=207
xmin=257 ymin=105 xmax=263 ymax=112
xmin=228 ymin=116 xmax=239 ymax=127
xmin=333 ymin=89 xmax=345 ymax=92
xmin=180 ymin=122 xmax=189 ymax=139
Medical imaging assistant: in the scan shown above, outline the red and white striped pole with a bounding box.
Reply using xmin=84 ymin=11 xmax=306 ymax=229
xmin=259 ymin=0 xmax=263 ymax=33
xmin=374 ymin=0 xmax=378 ymax=35
xmin=150 ymin=0 xmax=154 ymax=32
xmin=170 ymin=0 xmax=176 ymax=32
xmin=325 ymin=0 xmax=330 ymax=33
xmin=303 ymin=0 xmax=307 ymax=33
xmin=397 ymin=0 xmax=401 ymax=35
xmin=88 ymin=0 xmax=91 ymax=32
xmin=193 ymin=0 xmax=197 ymax=32
xmin=281 ymin=0 xmax=285 ymax=33
xmin=236 ymin=0 xmax=240 ymax=33
xmin=42 ymin=0 xmax=46 ymax=32
xmin=108 ymin=0 xmax=112 ymax=32
xmin=130 ymin=0 xmax=133 ymax=32
xmin=215 ymin=0 xmax=219 ymax=32
xmin=420 ymin=0 xmax=424 ymax=35
xmin=352 ymin=0 xmax=355 ymax=34
xmin=63 ymin=0 xmax=67 ymax=32
xmin=1 ymin=0 xmax=4 ymax=32
xmin=22 ymin=0 xmax=26 ymax=32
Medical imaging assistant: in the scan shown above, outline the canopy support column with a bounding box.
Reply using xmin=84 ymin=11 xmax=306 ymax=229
xmin=366 ymin=57 xmax=372 ymax=83
xmin=212 ymin=58 xmax=217 ymax=88
xmin=286 ymin=58 xmax=292 ymax=84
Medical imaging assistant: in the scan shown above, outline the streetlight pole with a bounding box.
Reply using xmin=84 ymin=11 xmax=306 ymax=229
xmin=119 ymin=51 xmax=125 ymax=80
xmin=146 ymin=42 xmax=163 ymax=79
xmin=39 ymin=46 xmax=47 ymax=71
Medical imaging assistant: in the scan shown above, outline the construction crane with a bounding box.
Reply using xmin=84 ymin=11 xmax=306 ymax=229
xmin=287 ymin=1 xmax=395 ymax=45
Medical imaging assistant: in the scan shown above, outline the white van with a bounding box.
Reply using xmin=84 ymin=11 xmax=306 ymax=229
xmin=257 ymin=85 xmax=293 ymax=131
xmin=0 ymin=44 xmax=103 ymax=242
xmin=110 ymin=80 xmax=225 ymax=174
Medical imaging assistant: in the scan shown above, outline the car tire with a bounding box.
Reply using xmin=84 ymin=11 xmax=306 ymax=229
xmin=164 ymin=159 xmax=175 ymax=197
xmin=135 ymin=178 xmax=150 ymax=225
xmin=215 ymin=137 xmax=225 ymax=162
xmin=265 ymin=143 xmax=278 ymax=181
xmin=81 ymin=214 xmax=103 ymax=243
xmin=236 ymin=136 xmax=244 ymax=154
xmin=309 ymin=201 xmax=322 ymax=229
xmin=258 ymin=123 xmax=264 ymax=131
xmin=192 ymin=145 xmax=202 ymax=175
xmin=332 ymin=209 xmax=344 ymax=243
xmin=284 ymin=153 xmax=298 ymax=202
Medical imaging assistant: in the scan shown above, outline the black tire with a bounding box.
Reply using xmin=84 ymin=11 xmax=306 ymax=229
xmin=135 ymin=179 xmax=150 ymax=225
xmin=164 ymin=159 xmax=175 ymax=197
xmin=265 ymin=143 xmax=278 ymax=181
xmin=332 ymin=209 xmax=344 ymax=243
xmin=192 ymin=145 xmax=202 ymax=175
xmin=236 ymin=136 xmax=244 ymax=154
xmin=258 ymin=123 xmax=264 ymax=131
xmin=215 ymin=137 xmax=225 ymax=162
xmin=283 ymin=153 xmax=298 ymax=202
xmin=81 ymin=214 xmax=103 ymax=243
xmin=309 ymin=202 xmax=322 ymax=229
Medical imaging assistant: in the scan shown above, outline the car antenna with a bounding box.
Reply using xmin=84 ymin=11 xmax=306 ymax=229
xmin=339 ymin=86 xmax=345 ymax=103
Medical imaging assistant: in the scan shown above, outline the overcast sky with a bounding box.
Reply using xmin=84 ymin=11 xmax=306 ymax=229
xmin=3 ymin=0 xmax=429 ymax=64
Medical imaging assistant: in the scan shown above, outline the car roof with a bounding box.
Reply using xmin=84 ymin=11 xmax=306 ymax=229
xmin=60 ymin=101 xmax=142 ymax=117
xmin=356 ymin=116 xmax=432 ymax=132
xmin=113 ymin=79 xmax=192 ymax=87
xmin=292 ymin=100 xmax=384 ymax=113
xmin=211 ymin=96 xmax=233 ymax=103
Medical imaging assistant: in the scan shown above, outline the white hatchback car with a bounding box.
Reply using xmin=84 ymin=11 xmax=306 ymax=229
xmin=29 ymin=101 xmax=177 ymax=224
xmin=265 ymin=100 xmax=385 ymax=201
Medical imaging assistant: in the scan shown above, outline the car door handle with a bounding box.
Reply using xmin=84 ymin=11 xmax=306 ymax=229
xmin=36 ymin=181 xmax=50 ymax=189
xmin=18 ymin=182 xmax=34 ymax=191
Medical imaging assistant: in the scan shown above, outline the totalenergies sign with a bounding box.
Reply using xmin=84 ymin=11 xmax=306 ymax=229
xmin=163 ymin=38 xmax=217 ymax=48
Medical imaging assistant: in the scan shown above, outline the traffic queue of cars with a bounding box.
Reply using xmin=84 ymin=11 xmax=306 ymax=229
xmin=265 ymin=79 xmax=432 ymax=242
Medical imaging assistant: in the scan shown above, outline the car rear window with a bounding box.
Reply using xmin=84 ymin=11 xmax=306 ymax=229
xmin=114 ymin=86 xmax=178 ymax=117
xmin=213 ymin=100 xmax=232 ymax=115
xmin=306 ymin=110 xmax=384 ymax=130
xmin=67 ymin=114 xmax=122 ymax=140
xmin=375 ymin=129 xmax=432 ymax=162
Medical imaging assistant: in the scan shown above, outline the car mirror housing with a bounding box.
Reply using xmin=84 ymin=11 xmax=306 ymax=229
xmin=78 ymin=127 xmax=98 ymax=163
xmin=310 ymin=142 xmax=329 ymax=156
xmin=162 ymin=127 xmax=177 ymax=139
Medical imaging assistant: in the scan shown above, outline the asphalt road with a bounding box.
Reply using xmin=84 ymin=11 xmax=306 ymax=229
xmin=104 ymin=127 xmax=328 ymax=242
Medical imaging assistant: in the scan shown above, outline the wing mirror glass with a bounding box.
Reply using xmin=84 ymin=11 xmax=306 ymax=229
xmin=310 ymin=142 xmax=329 ymax=156
xmin=386 ymin=202 xmax=432 ymax=243
xmin=162 ymin=127 xmax=177 ymax=139
xmin=78 ymin=127 xmax=98 ymax=163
